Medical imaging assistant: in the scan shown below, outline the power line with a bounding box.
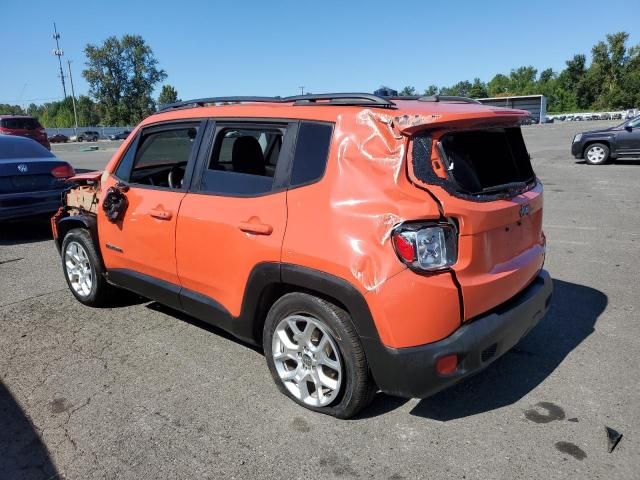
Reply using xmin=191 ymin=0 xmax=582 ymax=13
xmin=52 ymin=22 xmax=67 ymax=99
xmin=0 ymin=96 xmax=65 ymax=103
xmin=67 ymin=60 xmax=79 ymax=134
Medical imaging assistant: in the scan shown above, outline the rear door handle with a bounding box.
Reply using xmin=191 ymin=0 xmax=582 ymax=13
xmin=149 ymin=208 xmax=172 ymax=220
xmin=239 ymin=219 xmax=273 ymax=235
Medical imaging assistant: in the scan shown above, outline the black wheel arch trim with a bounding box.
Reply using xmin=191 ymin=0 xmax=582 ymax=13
xmin=103 ymin=262 xmax=393 ymax=389
xmin=55 ymin=213 xmax=99 ymax=254
xmin=582 ymin=136 xmax=617 ymax=158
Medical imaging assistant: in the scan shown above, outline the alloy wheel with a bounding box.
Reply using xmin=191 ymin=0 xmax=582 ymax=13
xmin=587 ymin=146 xmax=606 ymax=163
xmin=272 ymin=314 xmax=343 ymax=407
xmin=64 ymin=241 xmax=93 ymax=297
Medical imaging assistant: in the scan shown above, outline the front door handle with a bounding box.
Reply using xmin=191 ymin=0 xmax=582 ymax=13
xmin=239 ymin=218 xmax=273 ymax=235
xmin=149 ymin=208 xmax=172 ymax=220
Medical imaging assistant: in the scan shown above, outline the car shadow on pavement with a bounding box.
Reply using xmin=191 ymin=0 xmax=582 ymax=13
xmin=0 ymin=217 xmax=53 ymax=246
xmin=0 ymin=382 xmax=59 ymax=479
xmin=145 ymin=302 xmax=262 ymax=354
xmin=575 ymin=159 xmax=640 ymax=166
xmin=407 ymin=278 xmax=607 ymax=421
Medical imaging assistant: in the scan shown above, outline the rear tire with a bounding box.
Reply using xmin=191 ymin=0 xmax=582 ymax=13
xmin=584 ymin=143 xmax=610 ymax=165
xmin=61 ymin=228 xmax=114 ymax=306
xmin=263 ymin=292 xmax=376 ymax=419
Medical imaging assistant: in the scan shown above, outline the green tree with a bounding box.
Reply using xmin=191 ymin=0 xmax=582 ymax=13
xmin=399 ymin=86 xmax=417 ymax=96
xmin=440 ymin=80 xmax=473 ymax=97
xmin=468 ymin=78 xmax=488 ymax=98
xmin=158 ymin=84 xmax=180 ymax=107
xmin=487 ymin=74 xmax=511 ymax=97
xmin=54 ymin=107 xmax=75 ymax=128
xmin=621 ymin=44 xmax=640 ymax=107
xmin=586 ymin=32 xmax=634 ymax=109
xmin=509 ymin=66 xmax=537 ymax=95
xmin=26 ymin=103 xmax=39 ymax=116
xmin=0 ymin=104 xmax=25 ymax=115
xmin=83 ymin=34 xmax=167 ymax=125
xmin=76 ymin=96 xmax=101 ymax=126
xmin=423 ymin=85 xmax=438 ymax=96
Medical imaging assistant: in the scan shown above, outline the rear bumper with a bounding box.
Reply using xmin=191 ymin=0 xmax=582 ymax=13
xmin=0 ymin=190 xmax=64 ymax=221
xmin=364 ymin=269 xmax=553 ymax=398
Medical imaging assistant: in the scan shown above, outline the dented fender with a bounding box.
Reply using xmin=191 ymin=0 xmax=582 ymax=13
xmin=282 ymin=109 xmax=442 ymax=296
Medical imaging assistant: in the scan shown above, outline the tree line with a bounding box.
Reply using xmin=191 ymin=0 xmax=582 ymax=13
xmin=1 ymin=34 xmax=180 ymax=128
xmin=397 ymin=32 xmax=639 ymax=112
xmin=1 ymin=31 xmax=638 ymax=127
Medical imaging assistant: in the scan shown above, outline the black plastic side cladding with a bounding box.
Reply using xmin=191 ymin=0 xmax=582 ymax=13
xmin=103 ymin=262 xmax=392 ymax=389
xmin=55 ymin=213 xmax=99 ymax=253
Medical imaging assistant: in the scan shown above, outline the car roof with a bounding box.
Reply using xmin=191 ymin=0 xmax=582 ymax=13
xmin=142 ymin=98 xmax=527 ymax=133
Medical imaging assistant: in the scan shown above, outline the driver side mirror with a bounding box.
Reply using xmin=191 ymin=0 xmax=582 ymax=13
xmin=625 ymin=125 xmax=633 ymax=131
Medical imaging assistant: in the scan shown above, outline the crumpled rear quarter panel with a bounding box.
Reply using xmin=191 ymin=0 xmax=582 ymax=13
xmin=282 ymin=109 xmax=461 ymax=348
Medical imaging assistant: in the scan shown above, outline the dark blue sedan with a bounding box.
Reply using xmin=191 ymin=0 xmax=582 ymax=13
xmin=0 ymin=136 xmax=75 ymax=221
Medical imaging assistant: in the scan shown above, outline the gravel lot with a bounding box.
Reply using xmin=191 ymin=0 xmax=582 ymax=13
xmin=1 ymin=122 xmax=639 ymax=479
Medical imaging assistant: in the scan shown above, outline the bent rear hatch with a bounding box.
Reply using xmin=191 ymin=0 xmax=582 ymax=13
xmin=409 ymin=123 xmax=545 ymax=321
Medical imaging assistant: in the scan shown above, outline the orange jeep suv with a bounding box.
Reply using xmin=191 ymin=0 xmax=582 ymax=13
xmin=52 ymin=94 xmax=552 ymax=418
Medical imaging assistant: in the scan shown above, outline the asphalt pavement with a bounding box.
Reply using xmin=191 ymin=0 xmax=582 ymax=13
xmin=1 ymin=121 xmax=638 ymax=479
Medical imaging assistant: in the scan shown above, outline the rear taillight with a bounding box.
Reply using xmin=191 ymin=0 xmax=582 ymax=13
xmin=51 ymin=164 xmax=75 ymax=179
xmin=391 ymin=221 xmax=457 ymax=271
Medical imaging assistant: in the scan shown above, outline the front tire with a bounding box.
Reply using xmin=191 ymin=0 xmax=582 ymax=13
xmin=263 ymin=292 xmax=376 ymax=419
xmin=584 ymin=143 xmax=610 ymax=165
xmin=61 ymin=228 xmax=114 ymax=306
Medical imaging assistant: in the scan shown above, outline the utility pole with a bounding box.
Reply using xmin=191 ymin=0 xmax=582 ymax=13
xmin=298 ymin=86 xmax=305 ymax=95
xmin=52 ymin=22 xmax=67 ymax=98
xmin=67 ymin=60 xmax=79 ymax=135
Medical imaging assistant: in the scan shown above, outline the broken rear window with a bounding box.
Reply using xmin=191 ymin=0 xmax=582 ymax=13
xmin=412 ymin=127 xmax=536 ymax=200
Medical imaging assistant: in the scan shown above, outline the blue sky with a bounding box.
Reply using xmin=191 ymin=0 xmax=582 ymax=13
xmin=2 ymin=0 xmax=639 ymax=106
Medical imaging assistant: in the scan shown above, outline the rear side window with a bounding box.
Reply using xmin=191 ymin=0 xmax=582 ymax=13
xmin=0 ymin=117 xmax=41 ymax=130
xmin=290 ymin=122 xmax=332 ymax=187
xmin=199 ymin=125 xmax=286 ymax=195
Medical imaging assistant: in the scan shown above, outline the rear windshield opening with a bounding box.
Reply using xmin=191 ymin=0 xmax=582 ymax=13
xmin=439 ymin=128 xmax=535 ymax=196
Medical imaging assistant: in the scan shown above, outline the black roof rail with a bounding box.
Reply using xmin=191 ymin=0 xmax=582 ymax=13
xmin=386 ymin=95 xmax=481 ymax=104
xmin=159 ymin=96 xmax=282 ymax=111
xmin=159 ymin=93 xmax=397 ymax=112
xmin=420 ymin=95 xmax=481 ymax=104
xmin=284 ymin=93 xmax=396 ymax=108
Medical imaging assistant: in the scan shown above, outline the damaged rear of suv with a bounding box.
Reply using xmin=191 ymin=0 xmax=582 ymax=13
xmin=52 ymin=94 xmax=552 ymax=418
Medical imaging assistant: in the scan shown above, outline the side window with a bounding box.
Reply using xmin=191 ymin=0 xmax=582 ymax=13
xmin=200 ymin=125 xmax=285 ymax=195
xmin=290 ymin=122 xmax=332 ymax=187
xmin=115 ymin=125 xmax=199 ymax=189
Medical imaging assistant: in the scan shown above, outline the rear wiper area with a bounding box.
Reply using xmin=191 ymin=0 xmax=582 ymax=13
xmin=480 ymin=181 xmax=531 ymax=195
